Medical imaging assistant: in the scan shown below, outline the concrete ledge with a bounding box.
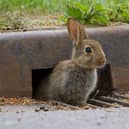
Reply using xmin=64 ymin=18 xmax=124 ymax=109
xmin=0 ymin=25 xmax=129 ymax=97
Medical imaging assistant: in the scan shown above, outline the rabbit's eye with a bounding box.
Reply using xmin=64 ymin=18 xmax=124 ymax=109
xmin=85 ymin=47 xmax=92 ymax=53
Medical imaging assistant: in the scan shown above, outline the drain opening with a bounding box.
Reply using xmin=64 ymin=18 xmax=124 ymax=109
xmin=32 ymin=68 xmax=53 ymax=98
xmin=31 ymin=64 xmax=129 ymax=108
xmin=90 ymin=63 xmax=113 ymax=98
xmin=97 ymin=63 xmax=113 ymax=96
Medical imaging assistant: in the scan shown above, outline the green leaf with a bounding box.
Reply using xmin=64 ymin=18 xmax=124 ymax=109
xmin=64 ymin=0 xmax=129 ymax=26
xmin=66 ymin=3 xmax=83 ymax=19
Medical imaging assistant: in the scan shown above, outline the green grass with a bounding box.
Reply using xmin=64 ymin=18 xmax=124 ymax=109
xmin=0 ymin=0 xmax=104 ymax=15
xmin=0 ymin=0 xmax=59 ymax=15
xmin=0 ymin=0 xmax=128 ymax=15
xmin=0 ymin=0 xmax=80 ymax=15
xmin=0 ymin=0 xmax=71 ymax=30
xmin=0 ymin=0 xmax=129 ymax=30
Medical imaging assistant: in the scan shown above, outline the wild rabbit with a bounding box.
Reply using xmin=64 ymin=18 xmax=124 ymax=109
xmin=37 ymin=19 xmax=106 ymax=106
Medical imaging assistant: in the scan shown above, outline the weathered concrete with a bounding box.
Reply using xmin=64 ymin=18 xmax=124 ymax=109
xmin=0 ymin=106 xmax=129 ymax=129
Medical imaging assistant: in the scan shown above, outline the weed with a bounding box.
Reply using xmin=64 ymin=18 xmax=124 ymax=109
xmin=64 ymin=0 xmax=129 ymax=25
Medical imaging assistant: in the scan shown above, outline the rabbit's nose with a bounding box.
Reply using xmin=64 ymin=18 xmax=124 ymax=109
xmin=99 ymin=58 xmax=106 ymax=65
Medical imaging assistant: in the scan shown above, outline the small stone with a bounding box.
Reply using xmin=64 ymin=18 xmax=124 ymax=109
xmin=35 ymin=109 xmax=40 ymax=112
xmin=40 ymin=106 xmax=49 ymax=111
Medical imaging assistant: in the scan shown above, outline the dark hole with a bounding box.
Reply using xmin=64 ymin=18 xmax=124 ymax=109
xmin=90 ymin=63 xmax=113 ymax=98
xmin=97 ymin=63 xmax=113 ymax=96
xmin=32 ymin=68 xmax=53 ymax=98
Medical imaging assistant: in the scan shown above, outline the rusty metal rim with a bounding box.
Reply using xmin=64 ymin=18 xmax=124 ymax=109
xmin=1 ymin=24 xmax=129 ymax=39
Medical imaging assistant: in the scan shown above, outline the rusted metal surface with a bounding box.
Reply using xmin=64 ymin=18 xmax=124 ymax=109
xmin=88 ymin=26 xmax=129 ymax=91
xmin=0 ymin=25 xmax=129 ymax=97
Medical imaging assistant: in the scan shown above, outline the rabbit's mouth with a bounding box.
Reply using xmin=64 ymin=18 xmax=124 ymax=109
xmin=96 ymin=60 xmax=106 ymax=68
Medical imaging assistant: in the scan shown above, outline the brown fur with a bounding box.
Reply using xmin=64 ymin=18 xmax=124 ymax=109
xmin=36 ymin=19 xmax=106 ymax=105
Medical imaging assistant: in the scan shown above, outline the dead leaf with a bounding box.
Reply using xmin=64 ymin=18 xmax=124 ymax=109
xmin=0 ymin=98 xmax=5 ymax=105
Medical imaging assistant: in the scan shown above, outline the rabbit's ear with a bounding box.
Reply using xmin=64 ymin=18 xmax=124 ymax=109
xmin=67 ymin=18 xmax=88 ymax=46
